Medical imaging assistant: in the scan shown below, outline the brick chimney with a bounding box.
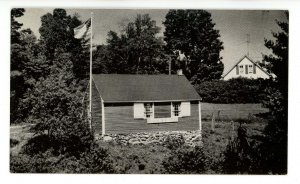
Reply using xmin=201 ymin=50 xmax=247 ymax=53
xmin=177 ymin=69 xmax=183 ymax=76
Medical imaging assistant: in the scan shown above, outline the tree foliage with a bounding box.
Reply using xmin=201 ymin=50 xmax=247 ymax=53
xmin=263 ymin=12 xmax=288 ymax=99
xmin=39 ymin=9 xmax=88 ymax=78
xmin=163 ymin=10 xmax=224 ymax=83
xmin=258 ymin=11 xmax=288 ymax=174
xmin=195 ymin=78 xmax=269 ymax=104
xmin=11 ymin=8 xmax=118 ymax=173
xmin=11 ymin=8 xmax=26 ymax=114
xmin=97 ymin=14 xmax=168 ymax=74
xmin=11 ymin=9 xmax=46 ymax=123
xmin=92 ymin=45 xmax=111 ymax=74
xmin=22 ymin=53 xmax=93 ymax=155
xmin=162 ymin=146 xmax=208 ymax=174
xmin=11 ymin=8 xmax=25 ymax=44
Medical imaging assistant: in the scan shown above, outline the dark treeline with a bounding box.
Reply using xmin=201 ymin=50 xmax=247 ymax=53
xmin=195 ymin=78 xmax=271 ymax=104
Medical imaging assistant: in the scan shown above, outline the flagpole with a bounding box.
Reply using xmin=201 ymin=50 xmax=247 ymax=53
xmin=89 ymin=12 xmax=93 ymax=130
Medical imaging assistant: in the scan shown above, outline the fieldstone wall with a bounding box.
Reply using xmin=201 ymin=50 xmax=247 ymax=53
xmin=96 ymin=130 xmax=202 ymax=147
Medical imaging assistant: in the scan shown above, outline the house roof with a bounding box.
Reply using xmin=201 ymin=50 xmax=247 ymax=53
xmin=92 ymin=74 xmax=201 ymax=103
xmin=222 ymin=55 xmax=271 ymax=78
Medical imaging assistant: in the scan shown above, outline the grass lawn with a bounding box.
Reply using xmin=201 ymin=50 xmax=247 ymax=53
xmin=201 ymin=103 xmax=268 ymax=121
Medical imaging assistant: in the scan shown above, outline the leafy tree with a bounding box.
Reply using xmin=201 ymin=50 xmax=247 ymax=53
xmin=11 ymin=8 xmax=26 ymax=100
xmin=163 ymin=10 xmax=224 ymax=83
xmin=92 ymin=45 xmax=110 ymax=74
xmin=39 ymin=9 xmax=88 ymax=78
xmin=11 ymin=8 xmax=25 ymax=44
xmin=11 ymin=18 xmax=50 ymax=123
xmin=258 ymin=11 xmax=288 ymax=174
xmin=22 ymin=53 xmax=93 ymax=155
xmin=263 ymin=12 xmax=288 ymax=103
xmin=10 ymin=9 xmax=38 ymax=123
xmin=104 ymin=14 xmax=168 ymax=74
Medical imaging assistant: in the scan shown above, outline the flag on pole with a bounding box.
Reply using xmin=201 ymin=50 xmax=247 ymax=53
xmin=74 ymin=15 xmax=93 ymax=130
xmin=74 ymin=18 xmax=91 ymax=39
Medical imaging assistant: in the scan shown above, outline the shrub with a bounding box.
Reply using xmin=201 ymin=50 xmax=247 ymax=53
xmin=162 ymin=146 xmax=207 ymax=174
xmin=195 ymin=78 xmax=269 ymax=104
xmin=163 ymin=134 xmax=185 ymax=150
xmin=10 ymin=153 xmax=31 ymax=173
xmin=21 ymin=134 xmax=55 ymax=156
xmin=74 ymin=144 xmax=114 ymax=173
xmin=11 ymin=144 xmax=114 ymax=173
xmin=222 ymin=124 xmax=257 ymax=174
xmin=10 ymin=150 xmax=59 ymax=173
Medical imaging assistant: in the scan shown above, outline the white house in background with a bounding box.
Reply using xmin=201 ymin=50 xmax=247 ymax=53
xmin=222 ymin=55 xmax=271 ymax=80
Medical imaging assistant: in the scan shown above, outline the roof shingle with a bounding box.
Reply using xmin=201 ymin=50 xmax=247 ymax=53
xmin=92 ymin=74 xmax=201 ymax=103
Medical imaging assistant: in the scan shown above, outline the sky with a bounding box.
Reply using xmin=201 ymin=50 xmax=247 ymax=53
xmin=16 ymin=8 xmax=287 ymax=74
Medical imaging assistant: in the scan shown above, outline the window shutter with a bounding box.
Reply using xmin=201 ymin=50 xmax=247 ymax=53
xmin=236 ymin=66 xmax=239 ymax=75
xmin=245 ymin=65 xmax=248 ymax=74
xmin=181 ymin=102 xmax=191 ymax=117
xmin=253 ymin=64 xmax=256 ymax=74
xmin=133 ymin=103 xmax=145 ymax=119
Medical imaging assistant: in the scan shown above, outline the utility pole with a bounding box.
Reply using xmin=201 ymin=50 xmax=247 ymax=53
xmin=246 ymin=34 xmax=250 ymax=57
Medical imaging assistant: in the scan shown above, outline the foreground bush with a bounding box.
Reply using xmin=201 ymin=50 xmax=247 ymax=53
xmin=162 ymin=146 xmax=207 ymax=174
xmin=195 ymin=78 xmax=269 ymax=103
xmin=222 ymin=124 xmax=259 ymax=174
xmin=163 ymin=134 xmax=185 ymax=150
xmin=10 ymin=144 xmax=114 ymax=173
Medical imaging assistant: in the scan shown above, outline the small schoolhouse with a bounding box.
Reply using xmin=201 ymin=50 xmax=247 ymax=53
xmin=222 ymin=55 xmax=271 ymax=80
xmin=91 ymin=74 xmax=202 ymax=135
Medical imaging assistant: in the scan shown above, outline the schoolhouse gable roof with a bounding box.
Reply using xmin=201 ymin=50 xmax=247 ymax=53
xmin=222 ymin=55 xmax=271 ymax=78
xmin=92 ymin=74 xmax=201 ymax=103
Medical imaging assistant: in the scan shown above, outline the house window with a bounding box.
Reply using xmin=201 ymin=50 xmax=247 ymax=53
xmin=239 ymin=65 xmax=244 ymax=73
xmin=144 ymin=103 xmax=153 ymax=118
xmin=172 ymin=102 xmax=181 ymax=117
xmin=249 ymin=65 xmax=253 ymax=73
xmin=154 ymin=102 xmax=171 ymax=118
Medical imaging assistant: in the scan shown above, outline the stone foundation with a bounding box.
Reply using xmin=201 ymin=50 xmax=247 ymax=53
xmin=95 ymin=130 xmax=202 ymax=147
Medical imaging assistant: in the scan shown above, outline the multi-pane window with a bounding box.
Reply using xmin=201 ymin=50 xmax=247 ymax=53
xmin=248 ymin=65 xmax=253 ymax=73
xmin=142 ymin=102 xmax=186 ymax=119
xmin=144 ymin=103 xmax=153 ymax=118
xmin=239 ymin=65 xmax=244 ymax=73
xmin=172 ymin=102 xmax=181 ymax=117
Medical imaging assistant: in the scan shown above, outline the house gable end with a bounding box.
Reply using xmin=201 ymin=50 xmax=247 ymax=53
xmin=223 ymin=55 xmax=271 ymax=80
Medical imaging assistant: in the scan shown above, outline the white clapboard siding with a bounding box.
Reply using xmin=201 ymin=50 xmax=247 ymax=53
xmin=133 ymin=103 xmax=145 ymax=119
xmin=181 ymin=101 xmax=191 ymax=117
